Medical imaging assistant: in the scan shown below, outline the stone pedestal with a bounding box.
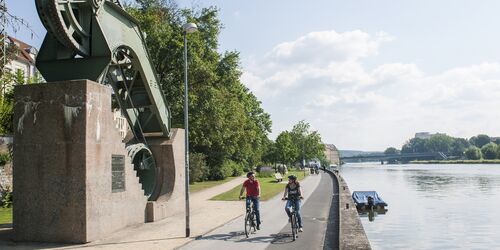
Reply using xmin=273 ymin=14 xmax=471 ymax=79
xmin=13 ymin=80 xmax=149 ymax=243
xmin=145 ymin=129 xmax=185 ymax=222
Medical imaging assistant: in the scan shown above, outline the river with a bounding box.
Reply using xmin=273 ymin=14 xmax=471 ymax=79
xmin=340 ymin=163 xmax=500 ymax=250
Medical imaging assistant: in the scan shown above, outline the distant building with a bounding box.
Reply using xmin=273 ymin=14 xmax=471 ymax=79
xmin=4 ymin=36 xmax=39 ymax=82
xmin=324 ymin=144 xmax=340 ymax=166
xmin=415 ymin=132 xmax=446 ymax=139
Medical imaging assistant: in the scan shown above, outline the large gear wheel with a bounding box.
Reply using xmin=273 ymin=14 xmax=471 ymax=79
xmin=35 ymin=0 xmax=122 ymax=56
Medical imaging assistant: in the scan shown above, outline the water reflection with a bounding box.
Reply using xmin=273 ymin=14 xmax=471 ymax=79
xmin=357 ymin=208 xmax=388 ymax=222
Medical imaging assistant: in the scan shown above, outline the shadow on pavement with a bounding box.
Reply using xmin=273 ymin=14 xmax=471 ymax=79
xmin=194 ymin=231 xmax=296 ymax=244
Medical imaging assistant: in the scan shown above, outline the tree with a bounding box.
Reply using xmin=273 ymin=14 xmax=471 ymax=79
xmin=464 ymin=146 xmax=482 ymax=160
xmin=127 ymin=1 xmax=272 ymax=180
xmin=401 ymin=138 xmax=428 ymax=153
xmin=481 ymin=143 xmax=498 ymax=160
xmin=426 ymin=134 xmax=454 ymax=153
xmin=384 ymin=147 xmax=400 ymax=155
xmin=450 ymin=138 xmax=470 ymax=157
xmin=275 ymin=131 xmax=299 ymax=166
xmin=470 ymin=134 xmax=491 ymax=148
xmin=289 ymin=120 xmax=325 ymax=166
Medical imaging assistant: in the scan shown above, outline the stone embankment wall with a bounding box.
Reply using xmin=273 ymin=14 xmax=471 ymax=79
xmin=337 ymin=172 xmax=372 ymax=250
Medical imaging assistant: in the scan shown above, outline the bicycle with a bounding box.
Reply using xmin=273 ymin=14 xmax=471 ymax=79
xmin=241 ymin=197 xmax=257 ymax=238
xmin=283 ymin=197 xmax=301 ymax=241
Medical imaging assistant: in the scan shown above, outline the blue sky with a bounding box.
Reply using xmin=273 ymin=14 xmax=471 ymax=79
xmin=8 ymin=0 xmax=500 ymax=150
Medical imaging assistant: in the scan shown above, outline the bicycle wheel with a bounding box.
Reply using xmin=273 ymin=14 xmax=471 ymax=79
xmin=291 ymin=213 xmax=297 ymax=241
xmin=244 ymin=212 xmax=252 ymax=238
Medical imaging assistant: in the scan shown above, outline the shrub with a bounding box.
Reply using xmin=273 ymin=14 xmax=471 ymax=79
xmin=465 ymin=146 xmax=482 ymax=160
xmin=0 ymin=186 xmax=12 ymax=208
xmin=209 ymin=161 xmax=233 ymax=180
xmin=257 ymin=166 xmax=274 ymax=178
xmin=189 ymin=153 xmax=209 ymax=183
xmin=0 ymin=152 xmax=11 ymax=166
xmin=481 ymin=143 xmax=498 ymax=160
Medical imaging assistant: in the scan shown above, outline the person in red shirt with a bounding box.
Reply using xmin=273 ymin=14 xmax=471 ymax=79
xmin=239 ymin=171 xmax=261 ymax=230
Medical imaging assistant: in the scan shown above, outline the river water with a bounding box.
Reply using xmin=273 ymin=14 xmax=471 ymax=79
xmin=340 ymin=163 xmax=500 ymax=250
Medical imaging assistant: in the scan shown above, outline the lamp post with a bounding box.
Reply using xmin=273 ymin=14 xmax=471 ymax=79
xmin=183 ymin=22 xmax=197 ymax=238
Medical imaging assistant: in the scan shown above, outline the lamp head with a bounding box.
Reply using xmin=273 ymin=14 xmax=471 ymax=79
xmin=182 ymin=23 xmax=198 ymax=34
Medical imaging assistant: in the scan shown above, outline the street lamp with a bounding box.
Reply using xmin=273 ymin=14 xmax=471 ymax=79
xmin=183 ymin=22 xmax=197 ymax=238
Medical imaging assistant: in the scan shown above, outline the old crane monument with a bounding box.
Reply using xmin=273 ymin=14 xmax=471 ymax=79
xmin=13 ymin=0 xmax=185 ymax=243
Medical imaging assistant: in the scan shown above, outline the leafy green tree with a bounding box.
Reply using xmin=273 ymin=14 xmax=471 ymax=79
xmin=127 ymin=1 xmax=271 ymax=180
xmin=450 ymin=138 xmax=470 ymax=157
xmin=426 ymin=134 xmax=454 ymax=153
xmin=289 ymin=120 xmax=325 ymax=165
xmin=470 ymin=134 xmax=491 ymax=148
xmin=384 ymin=147 xmax=400 ymax=155
xmin=275 ymin=131 xmax=299 ymax=166
xmin=481 ymin=143 xmax=498 ymax=160
xmin=401 ymin=138 xmax=428 ymax=153
xmin=465 ymin=146 xmax=482 ymax=160
xmin=189 ymin=152 xmax=209 ymax=183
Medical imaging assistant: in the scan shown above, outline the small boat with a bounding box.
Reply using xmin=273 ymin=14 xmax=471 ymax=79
xmin=352 ymin=191 xmax=388 ymax=210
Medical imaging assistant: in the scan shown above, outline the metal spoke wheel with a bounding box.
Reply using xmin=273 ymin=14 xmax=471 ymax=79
xmin=244 ymin=212 xmax=253 ymax=238
xmin=291 ymin=213 xmax=298 ymax=241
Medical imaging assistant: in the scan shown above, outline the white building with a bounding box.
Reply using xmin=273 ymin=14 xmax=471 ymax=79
xmin=4 ymin=36 xmax=39 ymax=82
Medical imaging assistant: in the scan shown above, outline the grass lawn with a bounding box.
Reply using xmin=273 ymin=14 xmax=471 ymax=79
xmin=189 ymin=176 xmax=240 ymax=193
xmin=0 ymin=207 xmax=12 ymax=224
xmin=211 ymin=170 xmax=309 ymax=201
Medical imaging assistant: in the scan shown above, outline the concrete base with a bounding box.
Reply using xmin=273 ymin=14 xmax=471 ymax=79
xmin=146 ymin=130 xmax=186 ymax=222
xmin=13 ymin=80 xmax=148 ymax=243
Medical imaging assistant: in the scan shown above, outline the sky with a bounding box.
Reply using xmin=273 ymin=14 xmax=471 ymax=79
xmin=7 ymin=0 xmax=500 ymax=151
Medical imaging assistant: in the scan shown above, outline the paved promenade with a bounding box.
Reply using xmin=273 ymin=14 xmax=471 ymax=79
xmin=0 ymin=176 xmax=248 ymax=249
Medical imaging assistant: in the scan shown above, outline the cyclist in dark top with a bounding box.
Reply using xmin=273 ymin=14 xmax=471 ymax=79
xmin=239 ymin=171 xmax=261 ymax=230
xmin=282 ymin=174 xmax=304 ymax=232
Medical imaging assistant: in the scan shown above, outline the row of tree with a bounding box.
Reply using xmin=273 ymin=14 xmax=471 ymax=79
xmin=0 ymin=1 xmax=328 ymax=182
xmin=262 ymin=120 xmax=328 ymax=168
xmin=385 ymin=134 xmax=500 ymax=160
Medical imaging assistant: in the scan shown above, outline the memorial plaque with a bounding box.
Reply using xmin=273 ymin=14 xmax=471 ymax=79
xmin=112 ymin=155 xmax=126 ymax=192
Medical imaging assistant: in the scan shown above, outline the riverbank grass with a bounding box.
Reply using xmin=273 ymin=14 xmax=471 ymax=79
xmin=0 ymin=207 xmax=12 ymax=224
xmin=211 ymin=170 xmax=309 ymax=201
xmin=189 ymin=176 xmax=240 ymax=193
xmin=411 ymin=159 xmax=500 ymax=164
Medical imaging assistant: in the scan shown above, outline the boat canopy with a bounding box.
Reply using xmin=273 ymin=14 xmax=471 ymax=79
xmin=352 ymin=191 xmax=388 ymax=207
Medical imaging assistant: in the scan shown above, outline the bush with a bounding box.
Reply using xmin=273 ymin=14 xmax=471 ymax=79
xmin=0 ymin=186 xmax=12 ymax=208
xmin=223 ymin=160 xmax=244 ymax=177
xmin=0 ymin=152 xmax=11 ymax=166
xmin=209 ymin=161 xmax=234 ymax=181
xmin=189 ymin=153 xmax=209 ymax=183
xmin=481 ymin=143 xmax=498 ymax=160
xmin=465 ymin=146 xmax=482 ymax=160
xmin=257 ymin=166 xmax=274 ymax=178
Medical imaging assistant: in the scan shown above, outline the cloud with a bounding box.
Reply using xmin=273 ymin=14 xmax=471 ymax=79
xmin=242 ymin=30 xmax=500 ymax=150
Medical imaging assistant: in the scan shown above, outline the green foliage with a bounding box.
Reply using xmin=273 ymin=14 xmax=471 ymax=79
xmin=127 ymin=1 xmax=271 ymax=180
xmin=275 ymin=131 xmax=298 ymax=165
xmin=384 ymin=147 xmax=400 ymax=155
xmin=257 ymin=166 xmax=274 ymax=178
xmin=0 ymin=102 xmax=13 ymax=135
xmin=401 ymin=135 xmax=470 ymax=157
xmin=0 ymin=188 xmax=12 ymax=208
xmin=426 ymin=134 xmax=454 ymax=153
xmin=0 ymin=152 xmax=11 ymax=166
xmin=470 ymin=134 xmax=491 ymax=148
xmin=481 ymin=143 xmax=498 ymax=160
xmin=465 ymin=146 xmax=482 ymax=160
xmin=189 ymin=152 xmax=209 ymax=183
xmin=401 ymin=137 xmax=428 ymax=153
xmin=289 ymin=120 xmax=326 ymax=165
